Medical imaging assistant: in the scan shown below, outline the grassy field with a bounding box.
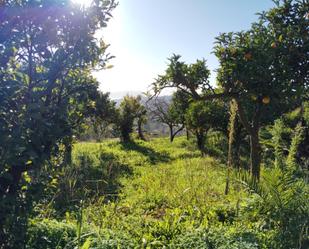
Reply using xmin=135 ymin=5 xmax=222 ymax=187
xmin=26 ymin=136 xmax=308 ymax=249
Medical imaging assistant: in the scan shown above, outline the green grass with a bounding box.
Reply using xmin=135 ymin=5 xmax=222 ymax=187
xmin=66 ymin=137 xmax=250 ymax=247
xmin=28 ymin=136 xmax=307 ymax=248
xmin=74 ymin=136 xmax=201 ymax=167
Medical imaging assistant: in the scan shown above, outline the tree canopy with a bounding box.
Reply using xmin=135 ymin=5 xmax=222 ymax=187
xmin=0 ymin=0 xmax=117 ymax=247
xmin=151 ymin=0 xmax=309 ymax=180
xmin=116 ymin=95 xmax=147 ymax=142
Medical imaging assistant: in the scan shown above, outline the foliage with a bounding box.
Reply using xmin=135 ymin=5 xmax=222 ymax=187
xmin=239 ymin=117 xmax=309 ymax=249
xmin=239 ymin=167 xmax=309 ymax=249
xmin=52 ymin=143 xmax=133 ymax=214
xmin=171 ymin=225 xmax=263 ymax=249
xmin=2 ymin=1 xmax=309 ymax=248
xmin=261 ymin=103 xmax=309 ymax=172
xmin=152 ymin=54 xmax=211 ymax=99
xmin=147 ymin=93 xmax=188 ymax=142
xmin=116 ymin=95 xmax=147 ymax=142
xmin=185 ymin=100 xmax=228 ymax=154
xmin=26 ymin=218 xmax=136 ymax=249
xmin=26 ymin=219 xmax=76 ymax=249
xmin=80 ymin=92 xmax=117 ymax=142
xmin=0 ymin=0 xmax=116 ymax=247
xmin=213 ymin=0 xmax=309 ymax=179
xmin=23 ymin=136 xmax=309 ymax=248
xmin=269 ymin=119 xmax=288 ymax=169
xmin=171 ymin=90 xmax=191 ymax=124
xmin=136 ymin=101 xmax=148 ymax=141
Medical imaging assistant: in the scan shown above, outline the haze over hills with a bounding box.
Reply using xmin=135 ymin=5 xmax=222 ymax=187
xmin=108 ymin=90 xmax=143 ymax=100
xmin=108 ymin=88 xmax=176 ymax=100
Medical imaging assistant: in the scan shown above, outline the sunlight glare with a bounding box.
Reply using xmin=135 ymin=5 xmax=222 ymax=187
xmin=71 ymin=0 xmax=92 ymax=8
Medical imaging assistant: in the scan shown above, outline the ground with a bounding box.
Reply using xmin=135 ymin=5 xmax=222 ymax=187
xmin=27 ymin=137 xmax=274 ymax=248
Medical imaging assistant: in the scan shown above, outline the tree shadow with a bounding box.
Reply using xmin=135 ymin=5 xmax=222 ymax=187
xmin=54 ymin=151 xmax=133 ymax=214
xmin=120 ymin=140 xmax=171 ymax=164
xmin=177 ymin=152 xmax=201 ymax=160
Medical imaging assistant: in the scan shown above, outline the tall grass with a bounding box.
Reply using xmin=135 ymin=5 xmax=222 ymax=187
xmin=27 ymin=136 xmax=308 ymax=248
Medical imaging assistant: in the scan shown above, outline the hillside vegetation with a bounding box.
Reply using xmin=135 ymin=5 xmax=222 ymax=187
xmin=26 ymin=136 xmax=308 ymax=248
xmin=1 ymin=1 xmax=308 ymax=248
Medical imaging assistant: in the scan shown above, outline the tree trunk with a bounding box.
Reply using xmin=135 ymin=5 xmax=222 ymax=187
xmin=64 ymin=137 xmax=73 ymax=165
xmin=121 ymin=130 xmax=130 ymax=143
xmin=169 ymin=125 xmax=174 ymax=142
xmin=137 ymin=120 xmax=146 ymax=141
xmin=250 ymin=129 xmax=261 ymax=180
xmin=170 ymin=125 xmax=184 ymax=142
xmin=235 ymin=99 xmax=261 ymax=181
xmin=196 ymin=131 xmax=206 ymax=155
xmin=7 ymin=166 xmax=23 ymax=196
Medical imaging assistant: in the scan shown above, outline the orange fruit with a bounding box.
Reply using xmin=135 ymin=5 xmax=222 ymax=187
xmin=244 ymin=52 xmax=252 ymax=60
xmin=271 ymin=42 xmax=277 ymax=48
xmin=262 ymin=96 xmax=270 ymax=104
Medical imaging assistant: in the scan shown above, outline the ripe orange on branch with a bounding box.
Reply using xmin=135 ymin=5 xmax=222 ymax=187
xmin=244 ymin=52 xmax=252 ymax=61
xmin=271 ymin=42 xmax=277 ymax=48
xmin=262 ymin=96 xmax=270 ymax=104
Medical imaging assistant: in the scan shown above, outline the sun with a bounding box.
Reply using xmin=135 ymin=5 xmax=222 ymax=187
xmin=71 ymin=0 xmax=92 ymax=8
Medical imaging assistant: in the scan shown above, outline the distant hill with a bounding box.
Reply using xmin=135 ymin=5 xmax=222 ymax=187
xmin=109 ymin=91 xmax=143 ymax=100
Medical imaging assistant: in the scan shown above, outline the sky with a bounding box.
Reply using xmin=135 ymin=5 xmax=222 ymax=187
xmin=93 ymin=0 xmax=275 ymax=98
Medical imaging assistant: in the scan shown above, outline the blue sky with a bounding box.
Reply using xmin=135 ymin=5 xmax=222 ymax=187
xmin=93 ymin=0 xmax=275 ymax=97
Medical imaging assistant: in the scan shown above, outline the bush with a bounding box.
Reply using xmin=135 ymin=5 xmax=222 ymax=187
xmin=170 ymin=227 xmax=261 ymax=249
xmin=240 ymin=167 xmax=309 ymax=249
xmin=26 ymin=219 xmax=76 ymax=249
xmin=170 ymin=230 xmax=210 ymax=249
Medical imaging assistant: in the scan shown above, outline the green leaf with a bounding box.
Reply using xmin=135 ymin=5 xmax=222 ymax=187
xmin=81 ymin=238 xmax=91 ymax=249
xmin=278 ymin=34 xmax=283 ymax=42
xmin=23 ymin=172 xmax=31 ymax=183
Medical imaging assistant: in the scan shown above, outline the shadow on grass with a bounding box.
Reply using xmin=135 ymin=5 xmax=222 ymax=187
xmin=54 ymin=151 xmax=133 ymax=214
xmin=120 ymin=140 xmax=171 ymax=164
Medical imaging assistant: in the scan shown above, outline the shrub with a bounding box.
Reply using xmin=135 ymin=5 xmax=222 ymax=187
xmin=240 ymin=167 xmax=309 ymax=249
xmin=170 ymin=227 xmax=261 ymax=249
xmin=26 ymin=219 xmax=76 ymax=249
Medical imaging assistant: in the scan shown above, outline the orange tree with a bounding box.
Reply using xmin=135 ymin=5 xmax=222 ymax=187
xmin=153 ymin=54 xmax=212 ymax=100
xmin=171 ymin=90 xmax=192 ymax=139
xmin=185 ymin=99 xmax=228 ymax=155
xmin=214 ymin=0 xmax=308 ymax=179
xmin=116 ymin=95 xmax=147 ymax=142
xmin=0 ymin=0 xmax=116 ymax=247
xmin=152 ymin=1 xmax=308 ymax=180
xmin=86 ymin=92 xmax=117 ymax=141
